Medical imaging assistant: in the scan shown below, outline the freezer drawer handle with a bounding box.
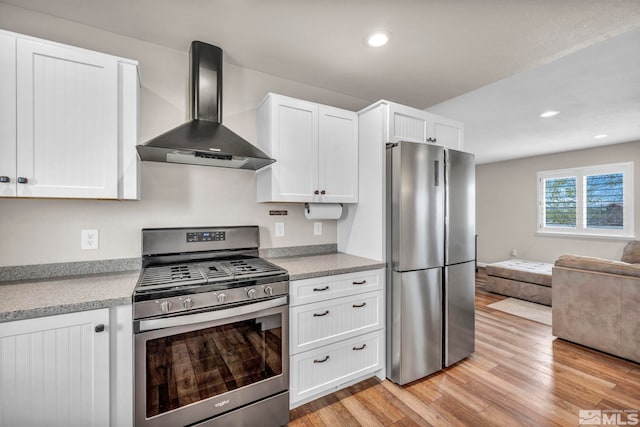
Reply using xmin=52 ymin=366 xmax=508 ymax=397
xmin=313 ymin=286 xmax=330 ymax=292
xmin=313 ymin=310 xmax=330 ymax=317
xmin=352 ymin=344 xmax=367 ymax=351
xmin=0 ymin=176 xmax=9 ymax=183
xmin=352 ymin=280 xmax=367 ymax=285
xmin=352 ymin=302 xmax=367 ymax=308
xmin=313 ymin=355 xmax=330 ymax=364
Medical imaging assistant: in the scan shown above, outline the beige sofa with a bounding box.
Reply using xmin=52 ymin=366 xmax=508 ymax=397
xmin=552 ymin=242 xmax=640 ymax=363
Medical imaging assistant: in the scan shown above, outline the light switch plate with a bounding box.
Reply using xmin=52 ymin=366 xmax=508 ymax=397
xmin=314 ymin=222 xmax=322 ymax=236
xmin=81 ymin=229 xmax=99 ymax=250
xmin=275 ymin=222 xmax=285 ymax=237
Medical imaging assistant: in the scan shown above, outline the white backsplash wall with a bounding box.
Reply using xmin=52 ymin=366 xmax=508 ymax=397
xmin=0 ymin=3 xmax=371 ymax=266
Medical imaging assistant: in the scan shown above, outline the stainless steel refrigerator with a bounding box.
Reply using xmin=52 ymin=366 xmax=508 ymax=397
xmin=386 ymin=141 xmax=475 ymax=385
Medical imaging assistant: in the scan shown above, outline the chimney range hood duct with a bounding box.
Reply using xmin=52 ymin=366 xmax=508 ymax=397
xmin=136 ymin=41 xmax=275 ymax=170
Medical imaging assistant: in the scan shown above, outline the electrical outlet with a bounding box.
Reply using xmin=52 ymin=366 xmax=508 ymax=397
xmin=275 ymin=222 xmax=285 ymax=237
xmin=511 ymin=249 xmax=517 ymax=257
xmin=314 ymin=222 xmax=322 ymax=236
xmin=82 ymin=229 xmax=99 ymax=250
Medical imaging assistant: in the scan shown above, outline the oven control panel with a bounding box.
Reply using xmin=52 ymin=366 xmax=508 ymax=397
xmin=186 ymin=231 xmax=226 ymax=243
xmin=133 ymin=280 xmax=289 ymax=319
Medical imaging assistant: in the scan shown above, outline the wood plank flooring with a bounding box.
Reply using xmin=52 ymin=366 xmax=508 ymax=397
xmin=289 ymin=270 xmax=640 ymax=426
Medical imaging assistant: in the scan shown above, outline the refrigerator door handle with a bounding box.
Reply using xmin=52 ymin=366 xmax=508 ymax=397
xmin=434 ymin=160 xmax=440 ymax=186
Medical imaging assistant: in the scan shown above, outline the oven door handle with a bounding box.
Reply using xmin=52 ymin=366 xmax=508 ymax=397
xmin=136 ymin=296 xmax=288 ymax=332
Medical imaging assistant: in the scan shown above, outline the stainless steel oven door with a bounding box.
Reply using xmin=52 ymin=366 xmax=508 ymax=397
xmin=134 ymin=296 xmax=288 ymax=427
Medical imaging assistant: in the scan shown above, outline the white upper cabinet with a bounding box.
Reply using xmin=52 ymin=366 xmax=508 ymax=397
xmin=387 ymin=102 xmax=429 ymax=144
xmin=385 ymin=101 xmax=464 ymax=150
xmin=0 ymin=29 xmax=140 ymax=200
xmin=0 ymin=33 xmax=16 ymax=197
xmin=429 ymin=112 xmax=464 ymax=150
xmin=257 ymin=95 xmax=318 ymax=202
xmin=257 ymin=93 xmax=358 ymax=203
xmin=318 ymin=105 xmax=358 ymax=203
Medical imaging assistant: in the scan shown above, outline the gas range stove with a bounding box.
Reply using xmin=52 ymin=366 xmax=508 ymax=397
xmin=133 ymin=226 xmax=289 ymax=320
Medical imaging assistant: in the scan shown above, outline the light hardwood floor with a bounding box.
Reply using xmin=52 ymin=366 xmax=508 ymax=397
xmin=289 ymin=270 xmax=640 ymax=426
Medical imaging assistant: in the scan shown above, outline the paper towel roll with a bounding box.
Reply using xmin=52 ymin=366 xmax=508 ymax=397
xmin=304 ymin=203 xmax=343 ymax=220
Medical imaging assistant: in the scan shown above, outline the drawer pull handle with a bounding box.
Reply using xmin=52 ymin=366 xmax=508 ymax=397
xmin=352 ymin=280 xmax=367 ymax=285
xmin=313 ymin=310 xmax=330 ymax=317
xmin=313 ymin=286 xmax=330 ymax=292
xmin=353 ymin=344 xmax=367 ymax=351
xmin=314 ymin=355 xmax=330 ymax=364
xmin=352 ymin=302 xmax=367 ymax=308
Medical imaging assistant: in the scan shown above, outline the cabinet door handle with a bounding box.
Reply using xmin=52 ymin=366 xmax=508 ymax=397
xmin=0 ymin=176 xmax=9 ymax=183
xmin=313 ymin=355 xmax=330 ymax=364
xmin=17 ymin=177 xmax=28 ymax=184
xmin=352 ymin=280 xmax=367 ymax=285
xmin=352 ymin=302 xmax=367 ymax=308
xmin=313 ymin=286 xmax=329 ymax=292
xmin=314 ymin=190 xmax=319 ymax=195
xmin=313 ymin=310 xmax=330 ymax=317
xmin=320 ymin=190 xmax=326 ymax=195
xmin=353 ymin=344 xmax=367 ymax=351
xmin=95 ymin=324 xmax=105 ymax=333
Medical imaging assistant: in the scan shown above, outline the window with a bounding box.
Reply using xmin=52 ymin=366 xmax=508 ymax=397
xmin=537 ymin=162 xmax=634 ymax=238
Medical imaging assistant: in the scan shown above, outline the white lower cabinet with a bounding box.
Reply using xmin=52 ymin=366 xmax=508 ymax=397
xmin=290 ymin=291 xmax=383 ymax=354
xmin=290 ymin=330 xmax=384 ymax=404
xmin=289 ymin=268 xmax=385 ymax=408
xmin=0 ymin=305 xmax=133 ymax=427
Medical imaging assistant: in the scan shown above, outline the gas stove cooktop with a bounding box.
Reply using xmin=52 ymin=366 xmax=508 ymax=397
xmin=136 ymin=257 xmax=285 ymax=292
xmin=133 ymin=226 xmax=289 ymax=320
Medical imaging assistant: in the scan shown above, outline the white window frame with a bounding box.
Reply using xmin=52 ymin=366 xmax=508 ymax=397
xmin=537 ymin=162 xmax=634 ymax=238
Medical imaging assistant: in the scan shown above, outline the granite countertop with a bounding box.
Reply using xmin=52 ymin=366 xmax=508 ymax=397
xmin=0 ymin=271 xmax=139 ymax=323
xmin=268 ymin=252 xmax=385 ymax=281
xmin=0 ymin=250 xmax=384 ymax=323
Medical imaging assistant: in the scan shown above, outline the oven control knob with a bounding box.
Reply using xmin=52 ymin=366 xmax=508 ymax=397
xmin=160 ymin=301 xmax=172 ymax=313
xmin=264 ymin=286 xmax=274 ymax=296
xmin=217 ymin=293 xmax=228 ymax=304
xmin=182 ymin=298 xmax=194 ymax=309
xmin=247 ymin=288 xmax=258 ymax=299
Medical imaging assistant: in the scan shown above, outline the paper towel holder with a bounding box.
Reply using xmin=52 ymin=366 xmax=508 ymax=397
xmin=304 ymin=202 xmax=343 ymax=214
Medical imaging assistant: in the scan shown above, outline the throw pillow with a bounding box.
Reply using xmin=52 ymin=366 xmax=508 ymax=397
xmin=621 ymin=240 xmax=640 ymax=264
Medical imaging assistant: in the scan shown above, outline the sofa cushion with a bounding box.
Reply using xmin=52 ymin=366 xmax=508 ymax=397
xmin=486 ymin=259 xmax=552 ymax=286
xmin=621 ymin=240 xmax=640 ymax=264
xmin=555 ymin=254 xmax=640 ymax=278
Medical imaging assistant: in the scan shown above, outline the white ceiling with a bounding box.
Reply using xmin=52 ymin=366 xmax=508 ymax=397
xmin=429 ymin=28 xmax=640 ymax=163
xmin=3 ymin=0 xmax=640 ymax=163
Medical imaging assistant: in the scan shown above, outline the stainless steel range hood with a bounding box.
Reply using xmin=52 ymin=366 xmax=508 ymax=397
xmin=136 ymin=41 xmax=275 ymax=170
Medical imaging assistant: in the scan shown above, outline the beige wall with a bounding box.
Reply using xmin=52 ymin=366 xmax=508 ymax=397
xmin=477 ymin=140 xmax=640 ymax=264
xmin=0 ymin=4 xmax=372 ymax=267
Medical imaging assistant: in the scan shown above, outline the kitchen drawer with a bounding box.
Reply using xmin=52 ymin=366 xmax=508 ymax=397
xmin=290 ymin=290 xmax=383 ymax=354
xmin=290 ymin=330 xmax=383 ymax=406
xmin=289 ymin=268 xmax=384 ymax=306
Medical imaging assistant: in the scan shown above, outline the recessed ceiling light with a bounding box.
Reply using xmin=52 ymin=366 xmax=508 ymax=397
xmin=367 ymin=32 xmax=389 ymax=47
xmin=593 ymin=134 xmax=608 ymax=139
xmin=539 ymin=110 xmax=560 ymax=118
